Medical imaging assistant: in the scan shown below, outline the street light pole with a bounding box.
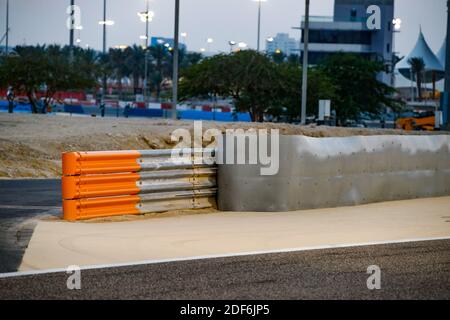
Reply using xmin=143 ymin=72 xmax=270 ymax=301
xmin=172 ymin=0 xmax=180 ymax=120
xmin=300 ymin=0 xmax=310 ymax=125
xmin=102 ymin=0 xmax=107 ymax=103
xmin=445 ymin=0 xmax=450 ymax=128
xmin=5 ymin=0 xmax=9 ymax=54
xmin=102 ymin=0 xmax=107 ymax=54
xmin=144 ymin=0 xmax=150 ymax=106
xmin=69 ymin=0 xmax=74 ymax=48
xmin=229 ymin=41 xmax=236 ymax=53
xmin=257 ymin=0 xmax=261 ymax=51
xmin=69 ymin=0 xmax=75 ymax=62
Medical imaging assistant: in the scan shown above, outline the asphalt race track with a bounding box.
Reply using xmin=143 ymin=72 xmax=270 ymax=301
xmin=0 ymin=179 xmax=61 ymax=272
xmin=0 ymin=179 xmax=449 ymax=299
xmin=1 ymin=239 xmax=449 ymax=299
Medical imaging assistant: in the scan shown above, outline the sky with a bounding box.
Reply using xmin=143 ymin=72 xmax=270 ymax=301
xmin=0 ymin=0 xmax=447 ymax=57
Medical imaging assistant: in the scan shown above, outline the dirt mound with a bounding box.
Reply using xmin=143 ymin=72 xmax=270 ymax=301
xmin=0 ymin=113 xmax=445 ymax=178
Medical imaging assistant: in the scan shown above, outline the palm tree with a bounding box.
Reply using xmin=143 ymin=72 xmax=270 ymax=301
xmin=108 ymin=48 xmax=130 ymax=99
xmin=149 ymin=45 xmax=171 ymax=100
xmin=408 ymin=57 xmax=425 ymax=101
xmin=181 ymin=52 xmax=203 ymax=69
xmin=124 ymin=45 xmax=145 ymax=92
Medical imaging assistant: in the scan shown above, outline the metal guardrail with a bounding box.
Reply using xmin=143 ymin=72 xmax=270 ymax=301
xmin=62 ymin=149 xmax=217 ymax=221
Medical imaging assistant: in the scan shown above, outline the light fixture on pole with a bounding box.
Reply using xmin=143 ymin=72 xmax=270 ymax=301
xmin=228 ymin=40 xmax=237 ymax=52
xmin=238 ymin=42 xmax=248 ymax=49
xmin=98 ymin=20 xmax=114 ymax=26
xmin=98 ymin=1 xmax=115 ymax=54
xmin=181 ymin=32 xmax=187 ymax=46
xmin=99 ymin=0 xmax=114 ymax=104
xmin=138 ymin=1 xmax=154 ymax=107
xmin=391 ymin=18 xmax=401 ymax=88
xmin=206 ymin=37 xmax=214 ymax=52
xmin=252 ymin=0 xmax=267 ymax=51
xmin=69 ymin=0 xmax=74 ymax=51
xmin=75 ymin=25 xmax=83 ymax=46
xmin=266 ymin=37 xmax=274 ymax=53
xmin=172 ymin=0 xmax=180 ymax=120
xmin=5 ymin=0 xmax=9 ymax=54
xmin=392 ymin=18 xmax=402 ymax=31
xmin=300 ymin=0 xmax=310 ymax=125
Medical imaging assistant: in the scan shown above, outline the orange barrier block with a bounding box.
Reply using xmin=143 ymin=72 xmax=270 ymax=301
xmin=63 ymin=195 xmax=141 ymax=221
xmin=61 ymin=149 xmax=217 ymax=221
xmin=62 ymin=151 xmax=141 ymax=175
xmin=62 ymin=150 xmax=143 ymax=221
xmin=62 ymin=173 xmax=141 ymax=200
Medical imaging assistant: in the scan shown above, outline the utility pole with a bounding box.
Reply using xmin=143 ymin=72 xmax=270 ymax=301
xmin=144 ymin=1 xmax=150 ymax=106
xmin=257 ymin=0 xmax=262 ymax=51
xmin=69 ymin=0 xmax=75 ymax=61
xmin=300 ymin=0 xmax=310 ymax=125
xmin=69 ymin=0 xmax=74 ymax=48
xmin=445 ymin=0 xmax=450 ymax=129
xmin=102 ymin=0 xmax=107 ymax=54
xmin=172 ymin=0 xmax=180 ymax=120
xmin=102 ymin=0 xmax=107 ymax=103
xmin=5 ymin=0 xmax=9 ymax=54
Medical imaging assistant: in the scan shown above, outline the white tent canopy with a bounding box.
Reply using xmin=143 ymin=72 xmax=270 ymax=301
xmin=437 ymin=39 xmax=446 ymax=69
xmin=397 ymin=30 xmax=445 ymax=83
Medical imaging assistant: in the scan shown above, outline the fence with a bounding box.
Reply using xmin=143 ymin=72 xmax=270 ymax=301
xmin=62 ymin=149 xmax=217 ymax=221
xmin=1 ymin=102 xmax=252 ymax=122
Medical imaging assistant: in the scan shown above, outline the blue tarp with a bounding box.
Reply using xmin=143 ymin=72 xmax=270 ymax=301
xmin=0 ymin=101 xmax=252 ymax=122
xmin=0 ymin=102 xmax=32 ymax=113
xmin=64 ymin=105 xmax=84 ymax=114
xmin=128 ymin=108 xmax=164 ymax=118
xmin=178 ymin=110 xmax=251 ymax=122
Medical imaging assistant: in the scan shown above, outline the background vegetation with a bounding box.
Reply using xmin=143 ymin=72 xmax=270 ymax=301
xmin=0 ymin=45 xmax=403 ymax=124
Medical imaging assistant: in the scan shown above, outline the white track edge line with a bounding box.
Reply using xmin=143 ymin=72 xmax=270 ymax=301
xmin=1 ymin=236 xmax=450 ymax=279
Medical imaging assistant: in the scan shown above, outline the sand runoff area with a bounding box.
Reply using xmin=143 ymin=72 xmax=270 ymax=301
xmin=17 ymin=196 xmax=450 ymax=272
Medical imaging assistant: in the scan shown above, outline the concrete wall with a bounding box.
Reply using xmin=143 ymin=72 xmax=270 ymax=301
xmin=218 ymin=135 xmax=450 ymax=212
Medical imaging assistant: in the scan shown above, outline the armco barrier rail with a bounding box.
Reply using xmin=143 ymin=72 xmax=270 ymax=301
xmin=62 ymin=149 xmax=217 ymax=221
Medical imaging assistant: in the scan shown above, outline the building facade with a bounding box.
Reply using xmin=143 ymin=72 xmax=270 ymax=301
xmin=150 ymin=37 xmax=187 ymax=51
xmin=298 ymin=0 xmax=394 ymax=85
xmin=266 ymin=33 xmax=300 ymax=56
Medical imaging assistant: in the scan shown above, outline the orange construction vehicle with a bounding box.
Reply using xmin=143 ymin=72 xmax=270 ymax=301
xmin=396 ymin=111 xmax=437 ymax=131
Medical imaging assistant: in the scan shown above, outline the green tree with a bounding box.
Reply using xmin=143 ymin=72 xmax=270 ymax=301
xmin=44 ymin=46 xmax=98 ymax=110
xmin=270 ymin=62 xmax=336 ymax=122
xmin=287 ymin=54 xmax=300 ymax=65
xmin=148 ymin=45 xmax=172 ymax=99
xmin=271 ymin=50 xmax=286 ymax=64
xmin=0 ymin=45 xmax=46 ymax=113
xmin=0 ymin=45 xmax=99 ymax=113
xmin=319 ymin=53 xmax=402 ymax=126
xmin=123 ymin=45 xmax=145 ymax=92
xmin=180 ymin=50 xmax=282 ymax=122
xmin=108 ymin=48 xmax=130 ymax=99
xmin=181 ymin=51 xmax=203 ymax=69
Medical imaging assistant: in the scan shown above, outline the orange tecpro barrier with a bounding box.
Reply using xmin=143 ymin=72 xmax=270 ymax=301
xmin=62 ymin=149 xmax=217 ymax=221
